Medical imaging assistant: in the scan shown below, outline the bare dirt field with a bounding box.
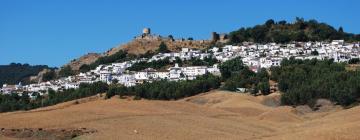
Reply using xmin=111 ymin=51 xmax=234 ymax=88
xmin=0 ymin=90 xmax=359 ymax=140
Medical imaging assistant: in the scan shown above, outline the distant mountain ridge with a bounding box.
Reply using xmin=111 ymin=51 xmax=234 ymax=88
xmin=0 ymin=63 xmax=55 ymax=86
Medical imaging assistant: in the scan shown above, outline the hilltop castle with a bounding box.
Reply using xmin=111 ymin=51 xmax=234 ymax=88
xmin=135 ymin=28 xmax=161 ymax=40
xmin=136 ymin=28 xmax=228 ymax=43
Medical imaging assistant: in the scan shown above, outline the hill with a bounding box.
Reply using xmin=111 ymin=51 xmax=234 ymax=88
xmin=65 ymin=36 xmax=212 ymax=71
xmin=229 ymin=18 xmax=360 ymax=43
xmin=0 ymin=90 xmax=359 ymax=140
xmin=65 ymin=30 xmax=214 ymax=71
xmin=0 ymin=63 xmax=54 ymax=86
xmin=65 ymin=53 xmax=101 ymax=71
xmin=63 ymin=18 xmax=360 ymax=71
xmin=110 ymin=36 xmax=212 ymax=55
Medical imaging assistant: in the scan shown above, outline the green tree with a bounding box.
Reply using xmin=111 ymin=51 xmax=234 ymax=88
xmin=265 ymin=19 xmax=275 ymax=27
xmin=311 ymin=50 xmax=319 ymax=55
xmin=58 ymin=65 xmax=75 ymax=77
xmin=157 ymin=42 xmax=170 ymax=53
xmin=112 ymin=79 xmax=119 ymax=84
xmin=349 ymin=58 xmax=360 ymax=64
xmin=257 ymin=81 xmax=270 ymax=95
xmin=42 ymin=70 xmax=56 ymax=81
xmin=275 ymin=58 xmax=359 ymax=106
xmin=79 ymin=64 xmax=91 ymax=73
xmin=219 ymin=57 xmax=246 ymax=79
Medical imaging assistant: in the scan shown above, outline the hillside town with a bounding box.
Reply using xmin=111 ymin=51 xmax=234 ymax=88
xmin=1 ymin=39 xmax=360 ymax=97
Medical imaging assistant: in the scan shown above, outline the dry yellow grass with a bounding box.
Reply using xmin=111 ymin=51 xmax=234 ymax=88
xmin=0 ymin=90 xmax=359 ymax=140
xmin=109 ymin=38 xmax=211 ymax=55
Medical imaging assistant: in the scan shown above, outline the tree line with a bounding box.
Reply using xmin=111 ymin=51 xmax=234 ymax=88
xmin=106 ymin=74 xmax=221 ymax=100
xmin=0 ymin=82 xmax=108 ymax=112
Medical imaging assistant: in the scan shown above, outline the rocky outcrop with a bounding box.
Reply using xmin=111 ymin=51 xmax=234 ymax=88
xmin=29 ymin=68 xmax=54 ymax=83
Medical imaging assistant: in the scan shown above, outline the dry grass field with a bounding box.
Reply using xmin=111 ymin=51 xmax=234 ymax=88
xmin=0 ymin=90 xmax=359 ymax=140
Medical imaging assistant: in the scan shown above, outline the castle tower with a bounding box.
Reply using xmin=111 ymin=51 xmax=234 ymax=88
xmin=219 ymin=34 xmax=228 ymax=41
xmin=143 ymin=28 xmax=151 ymax=35
xmin=211 ymin=32 xmax=219 ymax=42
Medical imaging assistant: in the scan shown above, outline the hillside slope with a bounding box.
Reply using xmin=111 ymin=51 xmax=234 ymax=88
xmin=66 ymin=37 xmax=211 ymax=71
xmin=0 ymin=90 xmax=358 ymax=140
xmin=65 ymin=53 xmax=101 ymax=71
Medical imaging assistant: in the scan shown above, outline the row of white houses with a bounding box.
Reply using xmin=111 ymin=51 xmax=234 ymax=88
xmin=2 ymin=40 xmax=360 ymax=95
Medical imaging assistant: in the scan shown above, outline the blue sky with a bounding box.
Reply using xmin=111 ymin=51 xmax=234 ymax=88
xmin=1 ymin=0 xmax=359 ymax=67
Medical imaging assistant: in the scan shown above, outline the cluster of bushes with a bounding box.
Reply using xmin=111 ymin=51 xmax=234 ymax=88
xmin=220 ymin=57 xmax=270 ymax=95
xmin=80 ymin=50 xmax=136 ymax=71
xmin=127 ymin=58 xmax=172 ymax=71
xmin=42 ymin=70 xmax=57 ymax=81
xmin=271 ymin=58 xmax=360 ymax=106
xmin=0 ymin=63 xmax=54 ymax=85
xmin=180 ymin=57 xmax=219 ymax=67
xmin=58 ymin=65 xmax=75 ymax=78
xmin=127 ymin=56 xmax=219 ymax=72
xmin=348 ymin=58 xmax=360 ymax=64
xmin=0 ymin=82 xmax=108 ymax=112
xmin=157 ymin=42 xmax=170 ymax=53
xmin=229 ymin=18 xmax=360 ymax=44
xmin=106 ymin=74 xmax=221 ymax=100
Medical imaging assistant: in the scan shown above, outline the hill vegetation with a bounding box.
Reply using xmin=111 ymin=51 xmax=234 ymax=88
xmin=40 ymin=65 xmax=76 ymax=82
xmin=0 ymin=63 xmax=55 ymax=86
xmin=229 ymin=17 xmax=360 ymax=43
xmin=0 ymin=82 xmax=108 ymax=112
xmin=127 ymin=57 xmax=219 ymax=72
xmin=271 ymin=58 xmax=360 ymax=107
xmin=106 ymin=74 xmax=221 ymax=100
xmin=219 ymin=57 xmax=270 ymax=95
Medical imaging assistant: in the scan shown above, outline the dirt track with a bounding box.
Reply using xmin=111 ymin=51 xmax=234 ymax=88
xmin=0 ymin=90 xmax=359 ymax=140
